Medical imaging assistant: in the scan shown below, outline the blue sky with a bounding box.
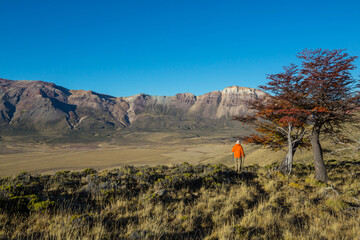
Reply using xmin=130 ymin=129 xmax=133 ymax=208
xmin=0 ymin=0 xmax=359 ymax=97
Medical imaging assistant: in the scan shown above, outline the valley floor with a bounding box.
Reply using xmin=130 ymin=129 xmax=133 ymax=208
xmin=0 ymin=141 xmax=284 ymax=177
xmin=1 ymin=119 xmax=331 ymax=177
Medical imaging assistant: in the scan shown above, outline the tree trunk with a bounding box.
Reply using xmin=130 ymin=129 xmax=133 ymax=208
xmin=279 ymin=123 xmax=297 ymax=175
xmin=280 ymin=141 xmax=299 ymax=175
xmin=311 ymin=125 xmax=329 ymax=182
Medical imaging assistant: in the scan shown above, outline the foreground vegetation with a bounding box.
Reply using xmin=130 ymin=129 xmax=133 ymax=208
xmin=0 ymin=161 xmax=359 ymax=239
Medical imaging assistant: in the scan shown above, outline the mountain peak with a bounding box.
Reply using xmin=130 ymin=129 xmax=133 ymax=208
xmin=221 ymin=86 xmax=260 ymax=94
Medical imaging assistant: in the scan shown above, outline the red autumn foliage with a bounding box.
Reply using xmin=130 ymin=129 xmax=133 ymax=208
xmin=234 ymin=94 xmax=310 ymax=151
xmin=235 ymin=49 xmax=359 ymax=181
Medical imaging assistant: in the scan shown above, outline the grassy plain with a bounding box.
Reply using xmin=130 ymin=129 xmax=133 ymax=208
xmin=0 ymin=120 xmax=349 ymax=178
xmin=0 ymin=126 xmax=299 ymax=177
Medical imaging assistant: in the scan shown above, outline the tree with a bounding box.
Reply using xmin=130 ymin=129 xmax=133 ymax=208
xmin=297 ymin=49 xmax=359 ymax=182
xmin=234 ymin=65 xmax=310 ymax=175
xmin=258 ymin=49 xmax=359 ymax=182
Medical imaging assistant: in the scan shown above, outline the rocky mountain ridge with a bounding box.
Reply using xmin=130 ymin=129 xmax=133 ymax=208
xmin=0 ymin=78 xmax=264 ymax=134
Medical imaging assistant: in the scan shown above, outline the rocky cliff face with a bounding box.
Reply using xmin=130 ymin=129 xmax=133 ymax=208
xmin=0 ymin=78 xmax=264 ymax=134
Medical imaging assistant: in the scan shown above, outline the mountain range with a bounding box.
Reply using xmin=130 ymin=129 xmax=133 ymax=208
xmin=0 ymin=78 xmax=264 ymax=136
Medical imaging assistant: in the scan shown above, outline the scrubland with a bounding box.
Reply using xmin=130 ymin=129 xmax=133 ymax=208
xmin=0 ymin=160 xmax=359 ymax=240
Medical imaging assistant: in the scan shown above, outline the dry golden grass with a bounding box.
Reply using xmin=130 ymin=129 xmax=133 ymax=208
xmin=0 ymin=160 xmax=359 ymax=239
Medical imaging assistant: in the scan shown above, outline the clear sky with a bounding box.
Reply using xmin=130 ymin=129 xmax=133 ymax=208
xmin=1 ymin=0 xmax=359 ymax=97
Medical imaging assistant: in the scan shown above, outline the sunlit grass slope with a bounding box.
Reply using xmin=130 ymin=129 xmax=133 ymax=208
xmin=0 ymin=160 xmax=359 ymax=239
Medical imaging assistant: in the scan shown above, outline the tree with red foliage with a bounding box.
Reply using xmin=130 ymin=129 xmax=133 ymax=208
xmin=298 ymin=49 xmax=358 ymax=182
xmin=260 ymin=49 xmax=359 ymax=182
xmin=234 ymin=65 xmax=310 ymax=175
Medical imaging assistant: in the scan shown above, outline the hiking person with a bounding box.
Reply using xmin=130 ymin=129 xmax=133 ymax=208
xmin=232 ymin=140 xmax=245 ymax=173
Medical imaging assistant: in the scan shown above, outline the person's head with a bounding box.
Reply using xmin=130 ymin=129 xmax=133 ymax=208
xmin=236 ymin=140 xmax=240 ymax=144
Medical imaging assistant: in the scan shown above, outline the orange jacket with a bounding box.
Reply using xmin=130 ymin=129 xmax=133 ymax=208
xmin=232 ymin=144 xmax=245 ymax=158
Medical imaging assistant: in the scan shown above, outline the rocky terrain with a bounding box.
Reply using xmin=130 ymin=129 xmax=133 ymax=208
xmin=0 ymin=78 xmax=264 ymax=136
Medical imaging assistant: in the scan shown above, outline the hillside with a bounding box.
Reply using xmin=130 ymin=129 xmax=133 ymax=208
xmin=0 ymin=161 xmax=359 ymax=239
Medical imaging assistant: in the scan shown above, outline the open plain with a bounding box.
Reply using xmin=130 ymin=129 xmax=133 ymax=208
xmin=0 ymin=128 xmax=318 ymax=177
